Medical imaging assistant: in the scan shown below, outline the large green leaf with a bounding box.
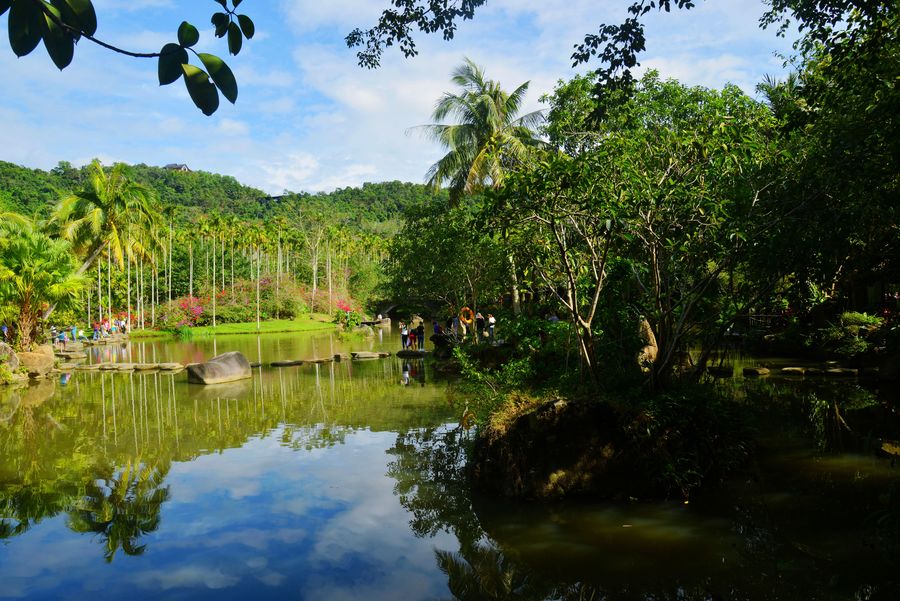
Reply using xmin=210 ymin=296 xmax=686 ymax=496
xmin=60 ymin=0 xmax=96 ymax=36
xmin=177 ymin=21 xmax=199 ymax=48
xmin=157 ymin=43 xmax=188 ymax=85
xmin=237 ymin=14 xmax=254 ymax=39
xmin=226 ymin=21 xmax=242 ymax=55
xmin=182 ymin=64 xmax=219 ymax=116
xmin=8 ymin=0 xmax=42 ymax=57
xmin=198 ymin=53 xmax=238 ymax=104
xmin=211 ymin=12 xmax=229 ymax=38
xmin=39 ymin=3 xmax=75 ymax=69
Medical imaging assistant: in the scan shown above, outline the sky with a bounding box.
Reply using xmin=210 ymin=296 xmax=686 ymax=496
xmin=0 ymin=1 xmax=798 ymax=195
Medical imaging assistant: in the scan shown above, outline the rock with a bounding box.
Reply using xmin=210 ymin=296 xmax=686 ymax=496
xmin=271 ymin=360 xmax=304 ymax=367
xmin=75 ymin=364 xmax=100 ymax=371
xmin=16 ymin=352 xmax=54 ymax=378
xmin=806 ymin=367 xmax=824 ymax=375
xmin=187 ymin=351 xmax=251 ymax=385
xmin=743 ymin=367 xmax=770 ymax=376
xmin=707 ymin=366 xmax=733 ymax=377
xmin=333 ymin=353 xmax=351 ymax=361
xmin=249 ymin=362 xmax=261 ymax=368
xmin=0 ymin=342 xmax=20 ymax=371
xmin=397 ymin=349 xmax=429 ymax=358
xmin=57 ymin=363 xmax=79 ymax=371
xmin=98 ymin=363 xmax=119 ymax=371
xmin=133 ymin=363 xmax=159 ymax=371
xmin=352 ymin=325 xmax=375 ymax=336
xmin=36 ymin=344 xmax=54 ymax=357
xmin=781 ymin=367 xmax=806 ymax=375
xmin=824 ymin=367 xmax=858 ymax=377
xmin=636 ymin=319 xmax=658 ymax=373
xmin=378 ymin=352 xmax=391 ymax=358
xmin=308 ymin=358 xmax=333 ymax=364
xmin=158 ymin=363 xmax=183 ymax=371
xmin=115 ymin=363 xmax=136 ymax=371
xmin=351 ymin=351 xmax=381 ymax=360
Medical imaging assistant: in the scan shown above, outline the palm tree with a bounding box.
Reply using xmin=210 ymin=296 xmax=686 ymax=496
xmin=420 ymin=58 xmax=544 ymax=205
xmin=0 ymin=218 xmax=86 ymax=349
xmin=49 ymin=160 xmax=157 ymax=320
xmin=419 ymin=58 xmax=543 ymax=313
xmin=67 ymin=459 xmax=171 ymax=563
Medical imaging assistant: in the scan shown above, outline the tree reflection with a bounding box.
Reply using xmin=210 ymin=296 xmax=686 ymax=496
xmin=67 ymin=458 xmax=171 ymax=563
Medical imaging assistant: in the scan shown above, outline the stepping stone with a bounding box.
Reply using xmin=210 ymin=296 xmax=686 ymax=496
xmin=307 ymin=358 xmax=333 ymax=364
xmin=351 ymin=352 xmax=381 ymax=360
xmin=333 ymin=353 xmax=351 ymax=361
xmin=98 ymin=363 xmax=118 ymax=371
xmin=781 ymin=367 xmax=806 ymax=375
xmin=271 ymin=360 xmax=304 ymax=367
xmin=75 ymin=364 xmax=100 ymax=371
xmin=133 ymin=363 xmax=159 ymax=371
xmin=159 ymin=363 xmax=183 ymax=371
xmin=824 ymin=367 xmax=858 ymax=377
xmin=743 ymin=367 xmax=770 ymax=376
xmin=57 ymin=363 xmax=78 ymax=370
xmin=115 ymin=363 xmax=135 ymax=371
xmin=250 ymin=362 xmax=261 ymax=368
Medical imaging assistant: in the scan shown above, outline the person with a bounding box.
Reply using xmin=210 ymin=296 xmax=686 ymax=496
xmin=401 ymin=362 xmax=410 ymax=385
xmin=1 ymin=324 xmax=8 ymax=340
xmin=408 ymin=327 xmax=417 ymax=350
xmin=488 ymin=314 xmax=496 ymax=340
xmin=416 ymin=323 xmax=425 ymax=350
xmin=433 ymin=320 xmax=441 ymax=335
xmin=451 ymin=315 xmax=459 ymax=337
xmin=475 ymin=312 xmax=485 ymax=339
xmin=71 ymin=325 xmax=78 ymax=343
xmin=92 ymin=322 xmax=100 ymax=341
xmin=399 ymin=321 xmax=408 ymax=349
xmin=57 ymin=328 xmax=67 ymax=350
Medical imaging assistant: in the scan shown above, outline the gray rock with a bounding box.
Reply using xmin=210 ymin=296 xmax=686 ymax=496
xmin=781 ymin=367 xmax=806 ymax=375
xmin=351 ymin=351 xmax=381 ymax=360
xmin=158 ymin=363 xmax=183 ymax=371
xmin=0 ymin=342 xmax=19 ymax=371
xmin=271 ymin=360 xmax=304 ymax=367
xmin=743 ymin=367 xmax=770 ymax=376
xmin=824 ymin=367 xmax=858 ymax=377
xmin=187 ymin=351 xmax=252 ymax=385
xmin=133 ymin=363 xmax=159 ymax=371
xmin=16 ymin=352 xmax=54 ymax=378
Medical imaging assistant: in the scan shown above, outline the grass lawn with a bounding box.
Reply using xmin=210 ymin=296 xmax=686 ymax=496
xmin=130 ymin=315 xmax=336 ymax=339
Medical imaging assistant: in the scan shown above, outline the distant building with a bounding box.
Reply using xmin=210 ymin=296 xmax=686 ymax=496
xmin=164 ymin=163 xmax=191 ymax=172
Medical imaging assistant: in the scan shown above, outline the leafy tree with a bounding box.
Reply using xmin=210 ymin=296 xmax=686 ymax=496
xmin=418 ymin=57 xmax=543 ymax=204
xmin=0 ymin=217 xmax=85 ymax=348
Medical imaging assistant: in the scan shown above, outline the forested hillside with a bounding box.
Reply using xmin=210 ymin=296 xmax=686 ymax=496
xmin=0 ymin=160 xmax=440 ymax=227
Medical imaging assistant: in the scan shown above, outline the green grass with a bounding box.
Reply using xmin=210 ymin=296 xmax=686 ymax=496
xmin=130 ymin=315 xmax=336 ymax=340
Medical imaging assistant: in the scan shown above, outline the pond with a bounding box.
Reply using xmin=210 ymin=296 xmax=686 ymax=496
xmin=1 ymin=332 xmax=898 ymax=600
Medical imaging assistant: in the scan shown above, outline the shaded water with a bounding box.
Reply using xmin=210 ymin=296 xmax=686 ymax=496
xmin=1 ymin=333 xmax=898 ymax=600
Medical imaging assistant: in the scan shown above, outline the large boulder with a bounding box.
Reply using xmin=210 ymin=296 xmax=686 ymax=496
xmin=0 ymin=342 xmax=19 ymax=371
xmin=187 ymin=351 xmax=251 ymax=385
xmin=16 ymin=352 xmax=54 ymax=378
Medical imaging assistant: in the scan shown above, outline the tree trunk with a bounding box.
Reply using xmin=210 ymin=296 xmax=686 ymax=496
xmin=189 ymin=240 xmax=194 ymax=298
xmin=509 ymin=254 xmax=521 ymax=315
xmin=256 ymin=245 xmax=261 ymax=331
xmin=212 ymin=236 xmax=217 ymax=328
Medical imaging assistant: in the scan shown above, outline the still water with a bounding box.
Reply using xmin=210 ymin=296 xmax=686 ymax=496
xmin=1 ymin=332 xmax=898 ymax=600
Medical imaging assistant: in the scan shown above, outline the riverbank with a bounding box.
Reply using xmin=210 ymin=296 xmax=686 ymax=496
xmin=130 ymin=315 xmax=336 ymax=340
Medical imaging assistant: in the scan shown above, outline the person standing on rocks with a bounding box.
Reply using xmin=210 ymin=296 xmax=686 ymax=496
xmin=416 ymin=323 xmax=425 ymax=350
xmin=475 ymin=312 xmax=485 ymax=340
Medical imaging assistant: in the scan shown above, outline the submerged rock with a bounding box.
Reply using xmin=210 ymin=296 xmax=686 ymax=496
xmin=187 ymin=351 xmax=251 ymax=385
xmin=0 ymin=342 xmax=19 ymax=372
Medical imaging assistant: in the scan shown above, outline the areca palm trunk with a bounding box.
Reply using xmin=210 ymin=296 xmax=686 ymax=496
xmin=256 ymin=245 xmax=261 ymax=331
xmin=212 ymin=235 xmax=217 ymax=328
xmin=189 ymin=240 xmax=194 ymax=298
xmin=127 ymin=256 xmax=132 ymax=331
xmin=107 ymin=251 xmax=112 ymax=323
xmin=97 ymin=260 xmax=102 ymax=322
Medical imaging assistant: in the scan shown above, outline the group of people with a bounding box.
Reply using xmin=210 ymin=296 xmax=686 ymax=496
xmin=49 ymin=318 xmax=129 ymax=349
xmin=439 ymin=311 xmax=496 ymax=341
xmin=398 ymin=321 xmax=426 ymax=350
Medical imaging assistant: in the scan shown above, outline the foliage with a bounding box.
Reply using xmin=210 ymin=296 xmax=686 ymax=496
xmin=0 ymin=0 xmax=253 ymax=114
xmin=418 ymin=57 xmax=544 ymax=204
xmin=333 ymin=309 xmax=362 ymax=330
xmin=0 ymin=218 xmax=85 ymax=349
xmin=492 ymin=72 xmax=783 ymax=388
xmin=388 ymin=198 xmax=507 ymax=312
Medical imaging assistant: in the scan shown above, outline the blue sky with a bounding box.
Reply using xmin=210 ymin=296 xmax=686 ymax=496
xmin=0 ymin=1 xmax=797 ymax=194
